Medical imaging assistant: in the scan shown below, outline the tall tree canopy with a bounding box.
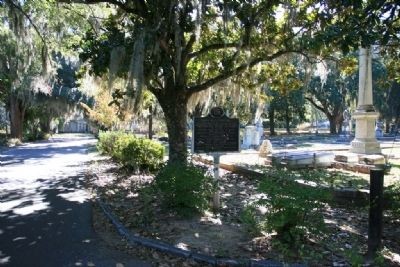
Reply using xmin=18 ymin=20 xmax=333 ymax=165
xmin=0 ymin=0 xmax=99 ymax=139
xmin=59 ymin=0 xmax=399 ymax=163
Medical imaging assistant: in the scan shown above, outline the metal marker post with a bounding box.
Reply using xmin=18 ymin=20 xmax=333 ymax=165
xmin=212 ymin=153 xmax=220 ymax=209
xmin=367 ymin=167 xmax=384 ymax=259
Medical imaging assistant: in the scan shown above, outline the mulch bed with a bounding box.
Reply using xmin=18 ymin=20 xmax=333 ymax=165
xmin=86 ymin=156 xmax=400 ymax=267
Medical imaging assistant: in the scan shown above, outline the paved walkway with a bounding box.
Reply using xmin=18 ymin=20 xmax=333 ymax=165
xmin=0 ymin=134 xmax=150 ymax=267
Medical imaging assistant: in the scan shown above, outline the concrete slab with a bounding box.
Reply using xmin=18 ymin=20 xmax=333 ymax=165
xmin=268 ymin=151 xmax=335 ymax=169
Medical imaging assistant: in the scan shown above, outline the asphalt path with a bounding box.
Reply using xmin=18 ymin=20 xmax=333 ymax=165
xmin=0 ymin=134 xmax=150 ymax=267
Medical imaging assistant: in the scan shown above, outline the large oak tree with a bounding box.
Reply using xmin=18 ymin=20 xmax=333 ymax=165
xmin=60 ymin=0 xmax=399 ymax=164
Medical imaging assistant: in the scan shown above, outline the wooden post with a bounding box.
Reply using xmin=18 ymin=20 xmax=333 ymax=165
xmin=367 ymin=167 xmax=384 ymax=259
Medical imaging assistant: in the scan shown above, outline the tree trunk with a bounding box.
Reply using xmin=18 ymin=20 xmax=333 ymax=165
xmin=148 ymin=104 xmax=153 ymax=140
xmin=40 ymin=117 xmax=51 ymax=134
xmin=336 ymin=113 xmax=344 ymax=134
xmin=328 ymin=116 xmax=337 ymax=134
xmin=285 ymin=108 xmax=291 ymax=134
xmin=337 ymin=121 xmax=343 ymax=134
xmin=159 ymin=92 xmax=188 ymax=164
xmin=9 ymin=95 xmax=25 ymax=140
xmin=269 ymin=108 xmax=276 ymax=136
xmin=385 ymin=119 xmax=390 ymax=134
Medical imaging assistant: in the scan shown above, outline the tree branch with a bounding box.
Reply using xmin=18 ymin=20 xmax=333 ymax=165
xmin=188 ymin=42 xmax=239 ymax=60
xmin=58 ymin=0 xmax=147 ymax=17
xmin=305 ymin=96 xmax=327 ymax=114
xmin=184 ymin=34 xmax=196 ymax=56
xmin=188 ymin=50 xmax=288 ymax=94
xmin=62 ymin=5 xmax=102 ymax=34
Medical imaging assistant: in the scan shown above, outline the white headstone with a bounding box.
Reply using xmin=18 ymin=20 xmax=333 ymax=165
xmin=243 ymin=125 xmax=260 ymax=149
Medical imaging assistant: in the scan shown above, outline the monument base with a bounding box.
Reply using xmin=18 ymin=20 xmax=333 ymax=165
xmin=335 ymin=152 xmax=385 ymax=164
xmin=333 ymin=151 xmax=387 ymax=174
xmin=350 ymin=138 xmax=381 ymax=154
xmin=350 ymin=111 xmax=381 ymax=154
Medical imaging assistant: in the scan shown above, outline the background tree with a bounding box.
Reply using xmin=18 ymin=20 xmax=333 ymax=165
xmin=79 ymin=77 xmax=129 ymax=131
xmin=267 ymin=88 xmax=306 ymax=135
xmin=263 ymin=60 xmax=304 ymax=135
xmin=369 ymin=57 xmax=400 ymax=133
xmin=0 ymin=0 xmax=100 ymax=140
xmin=0 ymin=23 xmax=48 ymax=140
xmin=381 ymin=45 xmax=400 ymax=132
xmin=34 ymin=54 xmax=93 ymax=136
xmin=385 ymin=82 xmax=400 ymax=132
xmin=304 ymin=57 xmax=358 ymax=134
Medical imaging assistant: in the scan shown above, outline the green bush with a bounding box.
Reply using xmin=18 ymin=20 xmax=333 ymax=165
xmin=120 ymin=137 xmax=164 ymax=172
xmin=97 ymin=131 xmax=164 ymax=173
xmin=111 ymin=133 xmax=136 ymax=161
xmin=97 ymin=131 xmax=127 ymax=155
xmin=252 ymin=169 xmax=328 ymax=245
xmin=154 ymin=162 xmax=215 ymax=216
xmin=386 ymin=181 xmax=400 ymax=219
xmin=240 ymin=205 xmax=261 ymax=236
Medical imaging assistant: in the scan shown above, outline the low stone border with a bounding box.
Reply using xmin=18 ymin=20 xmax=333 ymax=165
xmin=96 ymin=199 xmax=306 ymax=267
xmin=192 ymin=155 xmax=370 ymax=206
xmin=333 ymin=161 xmax=381 ymax=174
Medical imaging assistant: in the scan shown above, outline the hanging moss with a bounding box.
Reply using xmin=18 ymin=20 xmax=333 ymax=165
xmin=108 ymin=46 xmax=126 ymax=90
xmin=125 ymin=30 xmax=145 ymax=113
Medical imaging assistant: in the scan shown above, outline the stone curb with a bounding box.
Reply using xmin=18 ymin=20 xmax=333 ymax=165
xmin=192 ymin=155 xmax=371 ymax=206
xmin=97 ymin=199 xmax=306 ymax=267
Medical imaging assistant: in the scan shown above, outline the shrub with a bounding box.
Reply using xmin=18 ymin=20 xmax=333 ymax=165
xmin=386 ymin=181 xmax=400 ymax=220
xmin=97 ymin=131 xmax=164 ymax=173
xmin=97 ymin=131 xmax=126 ymax=155
xmin=254 ymin=169 xmax=328 ymax=245
xmin=111 ymin=133 xmax=136 ymax=161
xmin=154 ymin=162 xmax=215 ymax=216
xmin=120 ymin=137 xmax=164 ymax=172
xmin=240 ymin=205 xmax=261 ymax=236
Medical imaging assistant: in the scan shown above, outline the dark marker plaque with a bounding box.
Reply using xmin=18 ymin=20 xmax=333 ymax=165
xmin=193 ymin=108 xmax=240 ymax=153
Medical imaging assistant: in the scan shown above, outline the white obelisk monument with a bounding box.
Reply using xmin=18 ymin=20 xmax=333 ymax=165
xmin=350 ymin=47 xmax=381 ymax=154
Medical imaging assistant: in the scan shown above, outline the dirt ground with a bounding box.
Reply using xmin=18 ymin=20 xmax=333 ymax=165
xmin=87 ymin=156 xmax=400 ymax=267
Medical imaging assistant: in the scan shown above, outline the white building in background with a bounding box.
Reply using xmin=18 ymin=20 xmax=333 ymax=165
xmin=60 ymin=112 xmax=89 ymax=133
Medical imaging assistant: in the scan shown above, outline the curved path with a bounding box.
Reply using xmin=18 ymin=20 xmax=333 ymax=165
xmin=0 ymin=134 xmax=150 ymax=267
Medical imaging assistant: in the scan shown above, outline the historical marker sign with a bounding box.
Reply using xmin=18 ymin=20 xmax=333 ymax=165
xmin=193 ymin=107 xmax=240 ymax=153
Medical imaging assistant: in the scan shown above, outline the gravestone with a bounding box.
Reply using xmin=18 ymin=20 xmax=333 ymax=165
xmin=243 ymin=125 xmax=262 ymax=149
